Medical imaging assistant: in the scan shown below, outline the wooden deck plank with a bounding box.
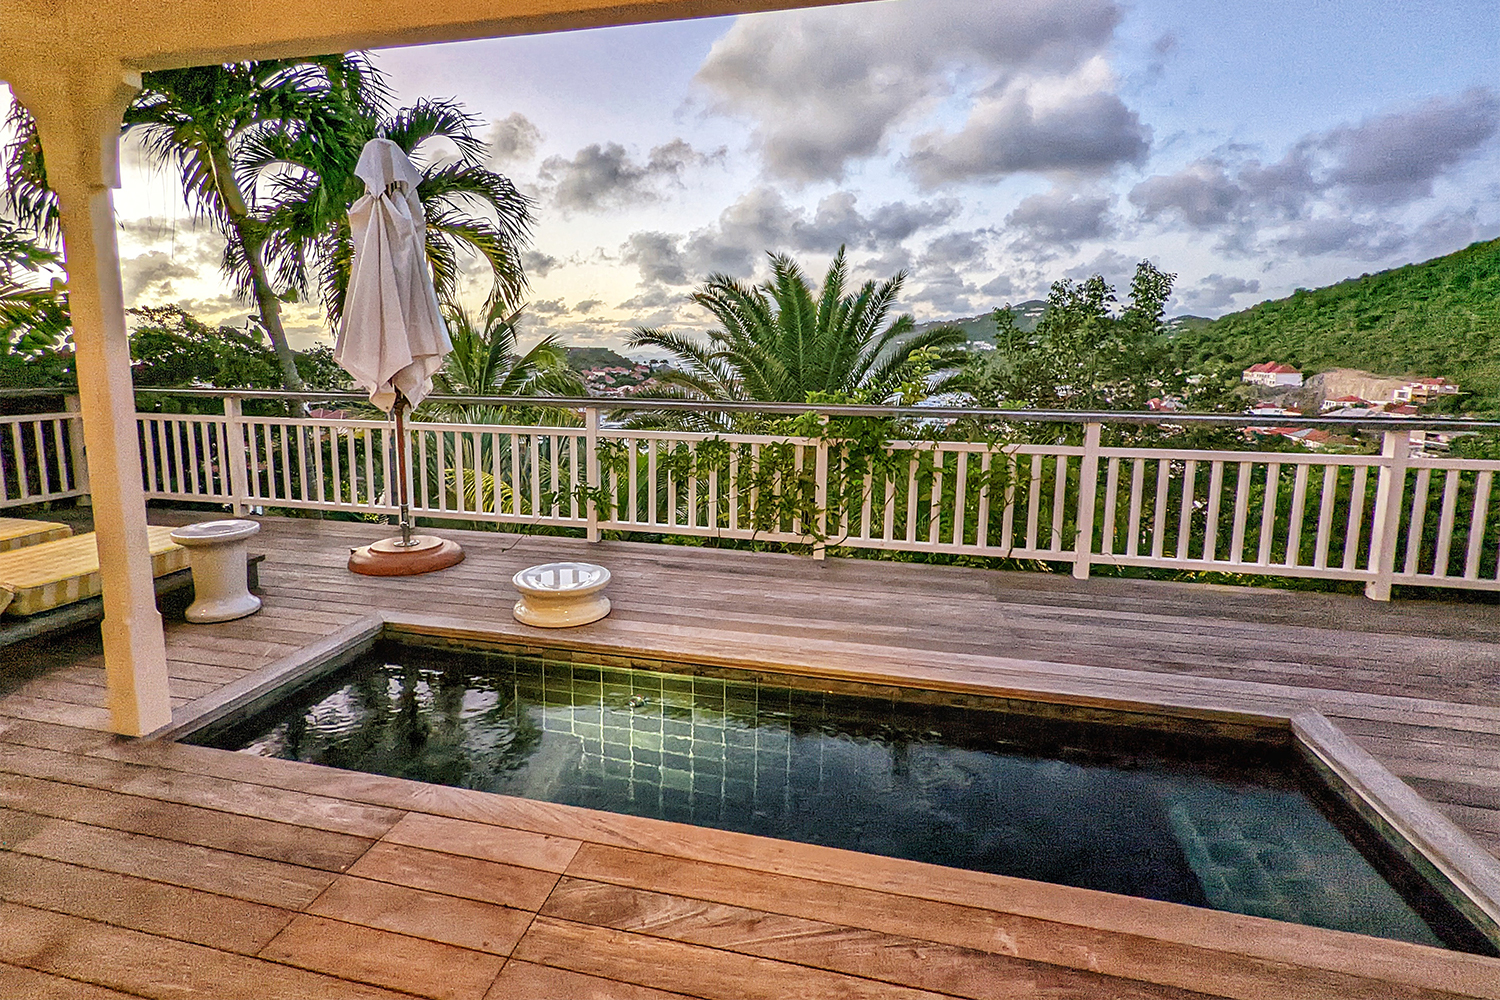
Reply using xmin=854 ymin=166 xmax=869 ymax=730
xmin=0 ymin=962 xmax=145 ymax=1000
xmin=0 ymin=902 xmax=418 ymax=1000
xmin=259 ymin=913 xmax=505 ymax=1000
xmin=305 ymin=874 xmax=535 ymax=956
xmin=485 ymin=960 xmax=696 ymax=1000
xmin=0 ymin=741 xmax=404 ymax=840
xmin=379 ymin=811 xmax=581 ymax=873
xmin=0 ymin=809 xmax=336 ymax=909
xmin=511 ymin=914 xmax=956 ymax=1000
xmin=0 ymin=852 xmax=293 ymax=954
xmin=345 ymin=841 xmax=561 ymax=911
xmin=539 ymin=876 xmax=1214 ymax=1000
xmin=557 ymin=843 xmax=1486 ymax=1000
xmin=0 ymin=770 xmax=376 ymax=871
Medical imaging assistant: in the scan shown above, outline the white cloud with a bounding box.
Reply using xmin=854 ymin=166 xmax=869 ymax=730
xmin=695 ymin=0 xmax=1128 ymax=183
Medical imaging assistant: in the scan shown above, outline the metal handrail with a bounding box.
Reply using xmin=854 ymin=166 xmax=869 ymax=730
xmin=3 ymin=386 xmax=1494 ymax=433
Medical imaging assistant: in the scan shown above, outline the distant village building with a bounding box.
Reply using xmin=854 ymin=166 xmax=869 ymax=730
xmin=1242 ymin=362 xmax=1303 ymax=387
xmin=1320 ymin=395 xmax=1369 ymax=412
xmin=1392 ymin=377 xmax=1460 ymax=403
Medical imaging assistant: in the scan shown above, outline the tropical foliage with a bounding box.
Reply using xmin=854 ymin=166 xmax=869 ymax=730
xmin=628 ymin=248 xmax=968 ymax=429
xmin=1176 ymin=237 xmax=1500 ymax=414
xmin=0 ymin=218 xmax=69 ymax=387
xmin=256 ymin=96 xmax=533 ymax=330
xmin=418 ymin=300 xmax=585 ymax=424
xmin=967 ymin=260 xmax=1192 ymax=412
xmin=3 ymin=57 xmax=533 ymax=393
xmin=128 ymin=305 xmax=348 ymax=396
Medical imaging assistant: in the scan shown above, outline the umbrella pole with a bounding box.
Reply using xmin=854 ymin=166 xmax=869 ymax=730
xmin=394 ymin=391 xmax=413 ymax=547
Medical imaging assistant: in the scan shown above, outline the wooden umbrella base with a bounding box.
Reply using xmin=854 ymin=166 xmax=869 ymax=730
xmin=348 ymin=534 xmax=465 ymax=576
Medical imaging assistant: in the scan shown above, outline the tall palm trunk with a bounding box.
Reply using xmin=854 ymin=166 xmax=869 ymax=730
xmin=210 ymin=145 xmax=303 ymax=392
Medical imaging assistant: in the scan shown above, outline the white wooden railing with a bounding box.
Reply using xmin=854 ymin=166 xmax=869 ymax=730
xmin=2 ymin=392 xmax=1497 ymax=600
xmin=0 ymin=400 xmax=88 ymax=507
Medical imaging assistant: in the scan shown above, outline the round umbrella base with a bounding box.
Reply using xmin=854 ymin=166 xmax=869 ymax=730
xmin=348 ymin=534 xmax=465 ymax=576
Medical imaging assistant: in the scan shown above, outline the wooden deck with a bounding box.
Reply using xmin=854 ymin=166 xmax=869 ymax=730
xmin=2 ymin=512 xmax=1499 ymax=998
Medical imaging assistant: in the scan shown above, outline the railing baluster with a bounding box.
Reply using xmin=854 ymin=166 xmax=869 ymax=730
xmin=141 ymin=419 xmax=159 ymax=496
xmin=1257 ymin=464 xmax=1279 ymax=565
xmin=1432 ymin=470 xmax=1461 ymax=577
xmin=928 ymin=448 xmax=943 ymax=546
xmin=1342 ymin=465 xmax=1369 ymax=572
xmin=1463 ymin=471 xmax=1492 ymax=580
xmin=905 ymin=451 xmax=919 ymax=544
xmin=744 ymin=443 xmax=756 ymax=530
xmin=1176 ymin=460 xmax=1196 ymax=560
xmin=1313 ymin=465 xmax=1339 ymax=570
xmin=1126 ymin=458 xmax=1145 ymax=557
xmin=1286 ymin=464 xmax=1310 ymax=567
xmin=1151 ymin=459 xmax=1170 ymax=559
xmin=1229 ymin=461 xmax=1252 ymax=564
xmin=32 ymin=420 xmax=52 ymax=495
xmin=1203 ymin=459 xmax=1226 ymax=560
xmin=1194 ymin=461 xmax=1218 ymax=563
xmin=1050 ymin=455 xmax=1069 ymax=554
xmin=1404 ymin=467 xmax=1431 ymax=576
xmin=952 ymin=450 xmax=968 ymax=546
xmin=1025 ymin=455 xmax=1042 ymax=551
xmin=667 ymin=442 xmax=679 ymax=529
xmin=687 ymin=441 xmax=699 ymax=529
xmin=1001 ymin=453 xmax=1017 ymax=551
xmin=1101 ymin=456 xmax=1119 ymax=557
xmin=976 ymin=452 xmax=991 ymax=549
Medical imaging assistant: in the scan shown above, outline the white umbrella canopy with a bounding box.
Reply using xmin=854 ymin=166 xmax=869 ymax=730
xmin=337 ymin=137 xmax=464 ymax=576
xmin=335 ymin=137 xmax=451 ymax=413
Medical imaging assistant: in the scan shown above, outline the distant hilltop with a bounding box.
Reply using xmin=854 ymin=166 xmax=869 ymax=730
xmin=1175 ymin=237 xmax=1500 ymax=413
xmin=914 ymin=300 xmax=1210 ymax=342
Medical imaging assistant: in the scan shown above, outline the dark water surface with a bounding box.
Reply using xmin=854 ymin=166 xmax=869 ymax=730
xmin=198 ymin=640 xmax=1488 ymax=951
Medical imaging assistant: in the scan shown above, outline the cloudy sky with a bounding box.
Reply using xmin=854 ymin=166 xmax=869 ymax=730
xmin=23 ymin=0 xmax=1500 ymax=353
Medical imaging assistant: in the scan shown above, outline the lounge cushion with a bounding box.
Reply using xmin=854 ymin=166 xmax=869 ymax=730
xmin=0 ymin=517 xmax=72 ymax=553
xmin=0 ymin=526 xmax=187 ymax=617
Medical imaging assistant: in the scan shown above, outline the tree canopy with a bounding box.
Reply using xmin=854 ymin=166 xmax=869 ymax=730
xmin=629 ymin=248 xmax=967 ymax=429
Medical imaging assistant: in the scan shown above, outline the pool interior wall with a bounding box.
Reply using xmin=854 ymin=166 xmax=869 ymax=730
xmin=190 ymin=637 xmax=1497 ymax=955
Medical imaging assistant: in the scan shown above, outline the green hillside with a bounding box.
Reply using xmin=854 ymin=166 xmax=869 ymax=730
xmin=1176 ymin=238 xmax=1500 ymax=413
xmin=565 ymin=346 xmax=636 ymax=371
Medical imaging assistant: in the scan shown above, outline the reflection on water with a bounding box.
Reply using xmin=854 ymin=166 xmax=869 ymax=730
xmin=209 ymin=641 xmax=1472 ymax=950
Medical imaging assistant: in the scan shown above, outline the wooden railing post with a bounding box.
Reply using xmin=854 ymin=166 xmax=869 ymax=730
xmin=1365 ymin=429 xmax=1411 ymax=601
xmin=584 ymin=406 xmax=600 ymax=542
xmin=1073 ymin=422 xmax=1102 ymax=580
xmin=64 ymin=393 xmax=91 ymax=504
xmin=223 ymin=395 xmax=251 ymax=516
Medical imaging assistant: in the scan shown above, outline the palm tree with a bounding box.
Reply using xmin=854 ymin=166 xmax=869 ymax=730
xmin=119 ymin=57 xmax=385 ymax=392
xmin=420 ymin=299 xmax=585 ymax=423
xmin=0 ymin=218 xmax=68 ymax=370
xmin=5 ymin=61 xmax=532 ymax=393
xmin=256 ymin=98 xmax=533 ymax=331
xmin=412 ymin=300 xmax=585 ymax=517
xmin=629 ymin=248 xmax=968 ymax=430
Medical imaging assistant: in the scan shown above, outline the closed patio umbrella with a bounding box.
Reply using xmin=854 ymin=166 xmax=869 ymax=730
xmin=337 ymin=137 xmax=464 ymax=576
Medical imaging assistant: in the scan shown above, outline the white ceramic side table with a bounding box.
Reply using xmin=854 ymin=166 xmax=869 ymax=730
xmin=512 ymin=562 xmax=611 ymax=627
xmin=168 ymin=519 xmax=262 ymax=622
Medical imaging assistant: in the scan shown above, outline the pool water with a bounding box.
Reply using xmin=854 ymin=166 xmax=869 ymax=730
xmin=198 ymin=640 xmax=1488 ymax=951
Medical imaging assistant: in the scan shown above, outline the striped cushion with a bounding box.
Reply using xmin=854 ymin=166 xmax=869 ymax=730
xmin=0 ymin=518 xmax=72 ymax=553
xmin=0 ymin=526 xmax=188 ymax=617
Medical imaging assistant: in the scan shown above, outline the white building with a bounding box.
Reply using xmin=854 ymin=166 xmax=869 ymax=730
xmin=1242 ymin=362 xmax=1303 ymax=387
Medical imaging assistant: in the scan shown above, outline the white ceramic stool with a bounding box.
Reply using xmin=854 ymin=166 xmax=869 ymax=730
xmin=512 ymin=562 xmax=611 ymax=627
xmin=169 ymin=519 xmax=262 ymax=623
